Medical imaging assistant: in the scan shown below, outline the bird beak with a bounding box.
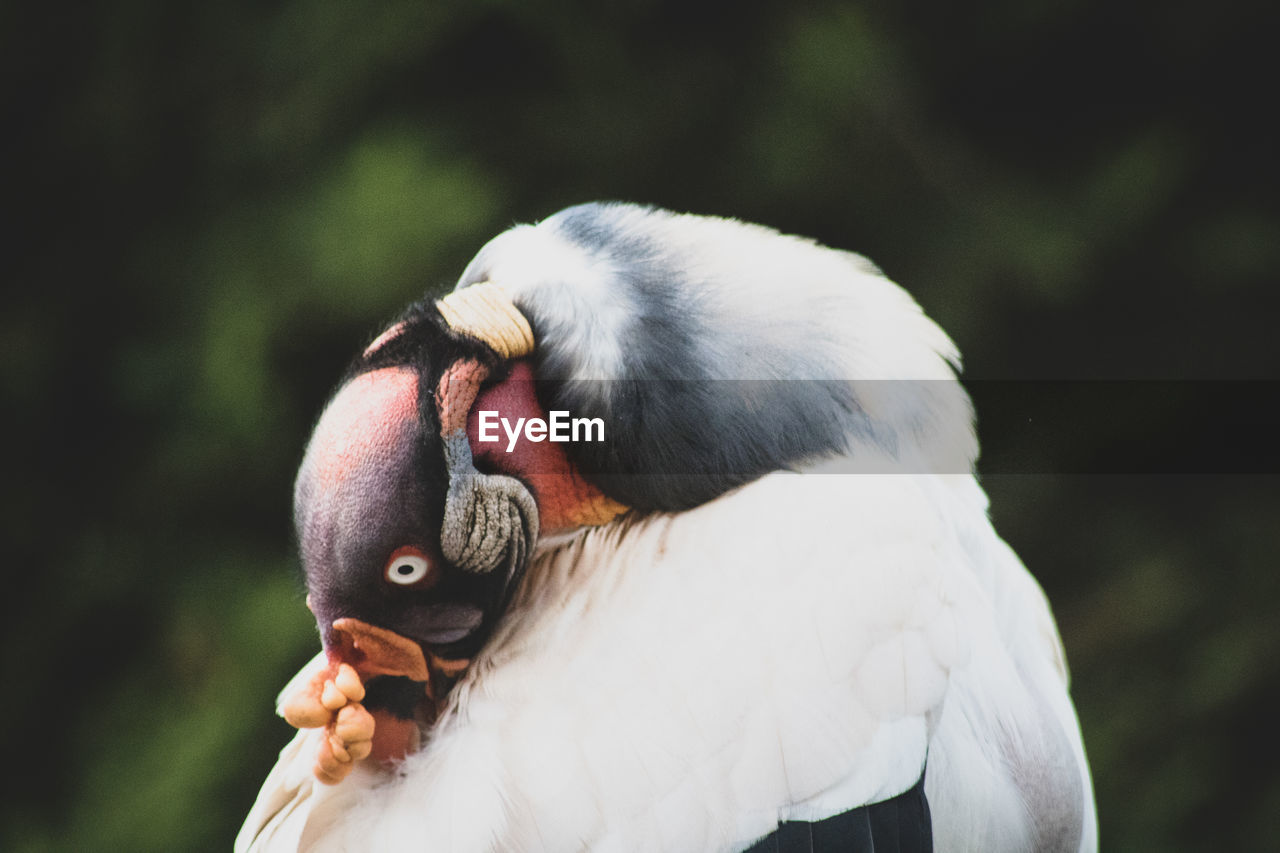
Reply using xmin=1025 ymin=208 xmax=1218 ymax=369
xmin=319 ymin=618 xmax=437 ymax=766
xmin=324 ymin=616 xmax=472 ymax=690
xmin=326 ymin=617 xmax=430 ymax=682
xmin=284 ymin=611 xmax=471 ymax=773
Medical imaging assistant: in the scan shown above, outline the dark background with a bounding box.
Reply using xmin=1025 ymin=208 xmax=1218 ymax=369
xmin=6 ymin=1 xmax=1277 ymax=850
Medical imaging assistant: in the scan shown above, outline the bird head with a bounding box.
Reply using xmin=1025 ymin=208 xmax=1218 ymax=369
xmin=280 ymin=201 xmax=974 ymax=778
xmin=289 ymin=292 xmax=628 ymax=764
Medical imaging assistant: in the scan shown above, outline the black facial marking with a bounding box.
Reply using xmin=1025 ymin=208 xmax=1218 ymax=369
xmin=362 ymin=676 xmax=427 ymax=720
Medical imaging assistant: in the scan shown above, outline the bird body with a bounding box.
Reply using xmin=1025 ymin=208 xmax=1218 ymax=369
xmin=238 ymin=203 xmax=1096 ymax=852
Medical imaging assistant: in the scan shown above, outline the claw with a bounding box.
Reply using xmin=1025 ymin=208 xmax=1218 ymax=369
xmin=314 ymin=726 xmax=363 ymax=785
xmin=279 ymin=662 xmax=382 ymax=784
xmin=335 ymin=703 xmax=375 ymax=743
xmin=314 ymin=740 xmax=353 ymax=785
xmin=321 ymin=679 xmax=348 ymax=711
xmin=283 ymin=691 xmax=331 ymax=729
xmin=327 ymin=733 xmax=352 ymax=764
xmin=335 ymin=663 xmax=365 ymax=702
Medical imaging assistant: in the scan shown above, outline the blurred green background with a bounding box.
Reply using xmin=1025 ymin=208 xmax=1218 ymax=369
xmin=6 ymin=1 xmax=1277 ymax=850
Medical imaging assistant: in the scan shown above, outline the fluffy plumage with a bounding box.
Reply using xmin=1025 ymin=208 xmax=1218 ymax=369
xmin=238 ymin=202 xmax=1096 ymax=852
xmin=459 ymin=204 xmax=975 ymax=508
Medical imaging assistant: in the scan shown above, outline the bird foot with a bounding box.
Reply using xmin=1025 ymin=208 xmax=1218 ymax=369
xmin=281 ymin=662 xmax=376 ymax=785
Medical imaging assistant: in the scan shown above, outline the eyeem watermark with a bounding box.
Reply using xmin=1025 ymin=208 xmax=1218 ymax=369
xmin=477 ymin=411 xmax=605 ymax=452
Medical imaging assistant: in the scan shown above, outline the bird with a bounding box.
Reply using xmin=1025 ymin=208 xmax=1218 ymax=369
xmin=236 ymin=201 xmax=1097 ymax=852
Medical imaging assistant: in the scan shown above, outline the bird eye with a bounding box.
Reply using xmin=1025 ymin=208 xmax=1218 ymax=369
xmin=384 ymin=547 xmax=434 ymax=587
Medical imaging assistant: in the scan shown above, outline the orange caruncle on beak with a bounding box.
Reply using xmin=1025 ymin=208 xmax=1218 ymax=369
xmin=282 ymin=616 xmax=473 ymax=784
xmin=328 ymin=618 xmax=430 ymax=682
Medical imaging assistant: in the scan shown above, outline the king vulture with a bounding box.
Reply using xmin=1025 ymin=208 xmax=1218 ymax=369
xmin=237 ymin=202 xmax=1097 ymax=852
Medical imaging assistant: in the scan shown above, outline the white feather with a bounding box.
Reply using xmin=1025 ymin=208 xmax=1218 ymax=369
xmin=457 ymin=223 xmax=638 ymax=382
xmin=457 ymin=205 xmax=976 ymax=476
xmin=240 ymin=470 xmax=1095 ymax=851
xmin=240 ymin=205 xmax=1095 ymax=851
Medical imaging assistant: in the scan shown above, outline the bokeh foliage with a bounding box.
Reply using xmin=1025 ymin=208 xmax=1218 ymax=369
xmin=6 ymin=1 xmax=1277 ymax=850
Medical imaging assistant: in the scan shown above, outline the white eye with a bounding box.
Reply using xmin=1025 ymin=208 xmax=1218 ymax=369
xmin=385 ymin=551 xmax=432 ymax=586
